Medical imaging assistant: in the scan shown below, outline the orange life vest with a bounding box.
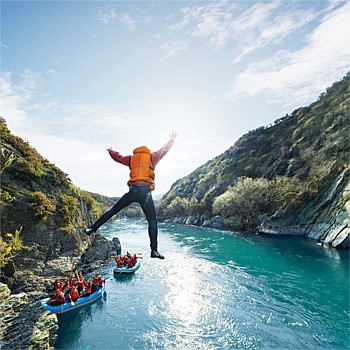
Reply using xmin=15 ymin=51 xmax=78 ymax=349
xmin=70 ymin=287 xmax=79 ymax=302
xmin=129 ymin=146 xmax=155 ymax=184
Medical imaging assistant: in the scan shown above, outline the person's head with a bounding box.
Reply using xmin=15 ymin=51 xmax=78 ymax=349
xmin=133 ymin=146 xmax=150 ymax=154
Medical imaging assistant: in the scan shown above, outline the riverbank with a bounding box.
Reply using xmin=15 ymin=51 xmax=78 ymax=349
xmin=162 ymin=209 xmax=349 ymax=249
xmin=0 ymin=233 xmax=121 ymax=349
xmin=0 ymin=282 xmax=57 ymax=349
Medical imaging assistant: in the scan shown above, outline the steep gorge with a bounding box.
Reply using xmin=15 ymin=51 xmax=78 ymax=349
xmin=158 ymin=73 xmax=349 ymax=248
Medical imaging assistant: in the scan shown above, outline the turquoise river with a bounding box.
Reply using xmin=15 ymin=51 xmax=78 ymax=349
xmin=55 ymin=218 xmax=349 ymax=350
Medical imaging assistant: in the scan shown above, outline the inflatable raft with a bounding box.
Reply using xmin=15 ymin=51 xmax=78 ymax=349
xmin=113 ymin=258 xmax=141 ymax=275
xmin=39 ymin=286 xmax=106 ymax=314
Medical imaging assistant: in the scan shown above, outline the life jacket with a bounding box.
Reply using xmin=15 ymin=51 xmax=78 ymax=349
xmin=92 ymin=275 xmax=99 ymax=286
xmin=77 ymin=277 xmax=85 ymax=290
xmin=129 ymin=146 xmax=155 ymax=185
xmin=56 ymin=290 xmax=65 ymax=303
xmin=70 ymin=287 xmax=79 ymax=302
xmin=84 ymin=281 xmax=92 ymax=294
xmin=55 ymin=280 xmax=66 ymax=291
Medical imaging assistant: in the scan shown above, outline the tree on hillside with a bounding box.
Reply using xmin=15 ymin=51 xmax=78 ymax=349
xmin=213 ymin=177 xmax=303 ymax=231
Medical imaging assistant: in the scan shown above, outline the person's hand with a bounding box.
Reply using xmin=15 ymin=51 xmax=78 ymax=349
xmin=169 ymin=130 xmax=178 ymax=140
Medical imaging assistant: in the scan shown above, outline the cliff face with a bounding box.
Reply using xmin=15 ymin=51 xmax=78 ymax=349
xmin=1 ymin=120 xmax=87 ymax=280
xmin=159 ymin=73 xmax=349 ymax=248
xmin=0 ymin=118 xmax=122 ymax=283
xmin=0 ymin=119 xmax=121 ymax=348
xmin=257 ymin=167 xmax=349 ymax=248
xmin=0 ymin=282 xmax=57 ymax=350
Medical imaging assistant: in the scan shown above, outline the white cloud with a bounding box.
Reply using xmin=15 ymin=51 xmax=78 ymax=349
xmin=119 ymin=13 xmax=137 ymax=31
xmin=160 ymin=41 xmax=187 ymax=62
xmin=0 ymin=71 xmax=32 ymax=132
xmin=97 ymin=8 xmax=117 ymax=25
xmin=170 ymin=0 xmax=345 ymax=64
xmin=226 ymin=1 xmax=350 ymax=105
xmin=149 ymin=32 xmax=162 ymax=44
xmin=97 ymin=6 xmax=151 ymax=31
xmin=231 ymin=3 xmax=321 ymax=63
xmin=170 ymin=0 xmax=235 ymax=49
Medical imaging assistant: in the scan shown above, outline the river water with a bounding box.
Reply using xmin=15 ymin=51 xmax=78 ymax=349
xmin=55 ymin=218 xmax=349 ymax=350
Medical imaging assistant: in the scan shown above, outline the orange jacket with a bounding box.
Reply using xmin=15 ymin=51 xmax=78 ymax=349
xmin=129 ymin=146 xmax=155 ymax=185
xmin=84 ymin=281 xmax=92 ymax=294
xmin=108 ymin=137 xmax=175 ymax=190
xmin=69 ymin=288 xmax=79 ymax=302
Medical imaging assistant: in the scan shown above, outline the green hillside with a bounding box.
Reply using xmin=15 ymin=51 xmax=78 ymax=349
xmin=158 ymin=73 xmax=349 ymax=245
xmin=0 ymin=119 xmax=114 ymax=278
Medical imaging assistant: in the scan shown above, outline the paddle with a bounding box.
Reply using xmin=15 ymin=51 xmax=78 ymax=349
xmin=68 ymin=261 xmax=76 ymax=305
xmin=70 ymin=261 xmax=76 ymax=279
xmin=102 ymin=278 xmax=108 ymax=299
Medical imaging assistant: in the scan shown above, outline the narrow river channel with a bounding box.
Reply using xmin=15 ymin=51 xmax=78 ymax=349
xmin=55 ymin=218 xmax=349 ymax=349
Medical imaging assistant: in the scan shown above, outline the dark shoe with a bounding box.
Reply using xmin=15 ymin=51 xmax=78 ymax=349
xmin=151 ymin=250 xmax=165 ymax=259
xmin=84 ymin=228 xmax=94 ymax=236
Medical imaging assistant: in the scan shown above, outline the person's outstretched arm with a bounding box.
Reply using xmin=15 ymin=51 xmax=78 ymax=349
xmin=107 ymin=148 xmax=131 ymax=166
xmin=152 ymin=131 xmax=178 ymax=166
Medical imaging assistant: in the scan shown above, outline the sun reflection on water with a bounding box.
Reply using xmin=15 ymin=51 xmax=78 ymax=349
xmin=154 ymin=252 xmax=232 ymax=349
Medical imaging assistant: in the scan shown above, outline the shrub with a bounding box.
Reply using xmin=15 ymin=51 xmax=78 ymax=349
xmin=123 ymin=206 xmax=142 ymax=217
xmin=162 ymin=196 xmax=199 ymax=218
xmin=0 ymin=227 xmax=29 ymax=274
xmin=29 ymin=191 xmax=56 ymax=220
xmin=8 ymin=158 xmax=44 ymax=181
xmin=213 ymin=176 xmax=304 ymax=230
xmin=80 ymin=192 xmax=103 ymax=219
xmin=57 ymin=195 xmax=78 ymax=234
xmin=0 ymin=189 xmax=15 ymax=204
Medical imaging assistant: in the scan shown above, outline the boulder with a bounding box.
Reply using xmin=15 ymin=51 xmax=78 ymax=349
xmin=0 ymin=283 xmax=58 ymax=350
xmin=202 ymin=220 xmax=211 ymax=227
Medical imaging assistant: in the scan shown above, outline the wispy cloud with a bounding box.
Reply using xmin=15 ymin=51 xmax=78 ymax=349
xmin=226 ymin=1 xmax=350 ymax=105
xmin=0 ymin=71 xmax=35 ymax=130
xmin=119 ymin=13 xmax=137 ymax=31
xmin=169 ymin=0 xmax=342 ymax=64
xmin=170 ymin=0 xmax=236 ymax=49
xmin=97 ymin=6 xmax=151 ymax=31
xmin=97 ymin=8 xmax=117 ymax=25
xmin=230 ymin=2 xmax=321 ymax=63
xmin=160 ymin=41 xmax=187 ymax=62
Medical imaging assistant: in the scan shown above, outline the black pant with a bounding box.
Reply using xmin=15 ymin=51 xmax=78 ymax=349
xmin=91 ymin=186 xmax=158 ymax=251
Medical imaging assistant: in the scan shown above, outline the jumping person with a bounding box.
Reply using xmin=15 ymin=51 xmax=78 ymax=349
xmin=84 ymin=131 xmax=178 ymax=259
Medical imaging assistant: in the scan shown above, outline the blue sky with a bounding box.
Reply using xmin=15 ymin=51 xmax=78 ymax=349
xmin=1 ymin=0 xmax=349 ymax=197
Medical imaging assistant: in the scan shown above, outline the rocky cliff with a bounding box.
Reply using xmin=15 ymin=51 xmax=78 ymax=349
xmin=158 ymin=73 xmax=349 ymax=248
xmin=257 ymin=167 xmax=349 ymax=248
xmin=0 ymin=118 xmax=120 ymax=349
